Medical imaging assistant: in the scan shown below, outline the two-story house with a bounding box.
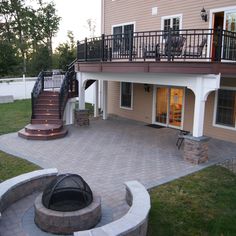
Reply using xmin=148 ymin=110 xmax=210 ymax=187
xmin=19 ymin=0 xmax=236 ymax=164
xmin=74 ymin=0 xmax=236 ymax=164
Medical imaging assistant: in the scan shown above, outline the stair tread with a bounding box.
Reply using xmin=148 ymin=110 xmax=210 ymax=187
xmin=25 ymin=124 xmax=62 ymax=131
xmin=18 ymin=127 xmax=68 ymax=140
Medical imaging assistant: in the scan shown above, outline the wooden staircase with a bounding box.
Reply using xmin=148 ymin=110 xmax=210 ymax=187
xmin=18 ymin=63 xmax=94 ymax=140
xmin=18 ymin=91 xmax=68 ymax=140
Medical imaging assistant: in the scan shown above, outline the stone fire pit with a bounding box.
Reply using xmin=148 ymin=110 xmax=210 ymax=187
xmin=34 ymin=174 xmax=101 ymax=234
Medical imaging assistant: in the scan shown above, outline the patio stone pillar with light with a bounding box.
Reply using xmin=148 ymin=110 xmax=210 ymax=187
xmin=184 ymin=74 xmax=220 ymax=164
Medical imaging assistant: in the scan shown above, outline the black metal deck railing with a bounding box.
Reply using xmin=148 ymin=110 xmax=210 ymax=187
xmin=59 ymin=59 xmax=78 ymax=119
xmin=77 ymin=28 xmax=236 ymax=62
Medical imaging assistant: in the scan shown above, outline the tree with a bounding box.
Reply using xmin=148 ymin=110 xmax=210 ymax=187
xmin=37 ymin=2 xmax=61 ymax=67
xmin=0 ymin=0 xmax=60 ymax=76
xmin=0 ymin=40 xmax=19 ymax=76
xmin=27 ymin=45 xmax=50 ymax=76
xmin=54 ymin=31 xmax=76 ymax=70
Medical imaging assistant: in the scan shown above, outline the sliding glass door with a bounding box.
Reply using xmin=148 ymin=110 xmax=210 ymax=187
xmin=155 ymin=87 xmax=184 ymax=128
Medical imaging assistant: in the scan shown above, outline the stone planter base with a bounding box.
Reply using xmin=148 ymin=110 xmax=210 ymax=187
xmin=183 ymin=135 xmax=210 ymax=164
xmin=74 ymin=109 xmax=90 ymax=126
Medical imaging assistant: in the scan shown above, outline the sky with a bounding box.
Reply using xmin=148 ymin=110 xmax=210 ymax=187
xmin=52 ymin=0 xmax=101 ymax=48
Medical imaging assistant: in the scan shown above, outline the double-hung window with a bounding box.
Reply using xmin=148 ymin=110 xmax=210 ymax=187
xmin=215 ymin=89 xmax=236 ymax=128
xmin=120 ymin=82 xmax=133 ymax=109
xmin=162 ymin=15 xmax=182 ymax=38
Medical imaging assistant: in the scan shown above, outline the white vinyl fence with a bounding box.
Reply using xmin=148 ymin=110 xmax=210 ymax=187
xmin=0 ymin=76 xmax=94 ymax=104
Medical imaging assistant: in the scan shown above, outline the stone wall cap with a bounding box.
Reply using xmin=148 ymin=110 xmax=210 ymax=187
xmin=0 ymin=168 xmax=58 ymax=197
xmin=184 ymin=135 xmax=210 ymax=142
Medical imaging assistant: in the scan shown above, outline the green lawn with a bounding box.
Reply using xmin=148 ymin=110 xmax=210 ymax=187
xmin=148 ymin=165 xmax=236 ymax=236
xmin=0 ymin=150 xmax=40 ymax=181
xmin=0 ymin=99 xmax=31 ymax=135
xmin=0 ymin=99 xmax=94 ymax=135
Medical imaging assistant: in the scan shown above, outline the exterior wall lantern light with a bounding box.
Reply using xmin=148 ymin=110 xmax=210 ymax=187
xmin=144 ymin=84 xmax=150 ymax=92
xmin=200 ymin=7 xmax=208 ymax=22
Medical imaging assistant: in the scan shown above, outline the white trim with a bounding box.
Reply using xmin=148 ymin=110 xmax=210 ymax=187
xmin=208 ymin=6 xmax=236 ymax=60
xmin=161 ymin=14 xmax=183 ymax=31
xmin=213 ymin=86 xmax=236 ymax=130
xmin=152 ymin=85 xmax=156 ymax=124
xmin=120 ymin=82 xmax=133 ymax=110
xmin=181 ymin=87 xmax=186 ymax=128
xmin=111 ymin=22 xmax=136 ymax=34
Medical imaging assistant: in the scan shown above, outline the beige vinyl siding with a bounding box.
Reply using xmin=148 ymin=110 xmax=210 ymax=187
xmin=183 ymin=89 xmax=194 ymax=132
xmin=108 ymin=82 xmax=236 ymax=142
xmin=104 ymin=0 xmax=236 ymax=34
xmin=204 ymin=91 xmax=236 ymax=143
xmin=107 ymin=81 xmax=153 ymax=123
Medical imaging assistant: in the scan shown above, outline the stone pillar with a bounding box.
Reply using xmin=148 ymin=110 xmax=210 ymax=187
xmin=94 ymin=80 xmax=99 ymax=117
xmin=183 ymin=135 xmax=210 ymax=164
xmin=74 ymin=109 xmax=90 ymax=126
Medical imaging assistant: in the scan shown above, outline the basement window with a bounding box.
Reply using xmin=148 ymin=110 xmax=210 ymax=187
xmin=120 ymin=82 xmax=133 ymax=109
xmin=215 ymin=89 xmax=236 ymax=128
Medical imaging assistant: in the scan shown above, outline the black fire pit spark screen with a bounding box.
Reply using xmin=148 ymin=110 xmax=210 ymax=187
xmin=42 ymin=174 xmax=93 ymax=212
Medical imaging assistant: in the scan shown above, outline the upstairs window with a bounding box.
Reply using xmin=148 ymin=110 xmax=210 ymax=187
xmin=120 ymin=82 xmax=133 ymax=109
xmin=162 ymin=15 xmax=181 ymax=38
xmin=113 ymin=24 xmax=134 ymax=52
xmin=216 ymin=89 xmax=236 ymax=127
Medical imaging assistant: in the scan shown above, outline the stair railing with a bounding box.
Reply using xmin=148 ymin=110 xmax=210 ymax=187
xmin=31 ymin=71 xmax=44 ymax=119
xmin=59 ymin=59 xmax=78 ymax=119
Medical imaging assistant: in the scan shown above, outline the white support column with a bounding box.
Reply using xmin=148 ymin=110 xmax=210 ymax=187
xmin=77 ymin=72 xmax=85 ymax=110
xmin=64 ymin=98 xmax=76 ymax=125
xmin=192 ymin=77 xmax=206 ymax=137
xmin=192 ymin=95 xmax=206 ymax=137
xmin=102 ymin=80 xmax=108 ymax=120
xmin=191 ymin=74 xmax=220 ymax=138
xmin=94 ymin=80 xmax=99 ymax=117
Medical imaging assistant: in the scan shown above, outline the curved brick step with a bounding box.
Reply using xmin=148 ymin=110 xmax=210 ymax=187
xmin=18 ymin=125 xmax=68 ymax=140
xmin=24 ymin=124 xmax=63 ymax=135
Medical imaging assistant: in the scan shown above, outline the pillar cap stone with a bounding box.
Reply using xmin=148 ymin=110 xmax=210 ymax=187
xmin=184 ymin=134 xmax=210 ymax=142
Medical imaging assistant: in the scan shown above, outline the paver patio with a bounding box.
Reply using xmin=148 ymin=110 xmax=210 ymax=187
xmin=0 ymin=117 xmax=236 ymax=236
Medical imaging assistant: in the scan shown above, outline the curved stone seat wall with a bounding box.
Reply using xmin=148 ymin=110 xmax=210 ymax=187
xmin=0 ymin=168 xmax=58 ymax=219
xmin=74 ymin=180 xmax=150 ymax=236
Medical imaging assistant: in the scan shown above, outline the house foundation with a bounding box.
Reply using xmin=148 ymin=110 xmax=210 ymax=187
xmin=183 ymin=135 xmax=210 ymax=164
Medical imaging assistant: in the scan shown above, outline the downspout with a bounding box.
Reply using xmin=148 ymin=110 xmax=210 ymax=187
xmin=100 ymin=0 xmax=105 ymax=111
